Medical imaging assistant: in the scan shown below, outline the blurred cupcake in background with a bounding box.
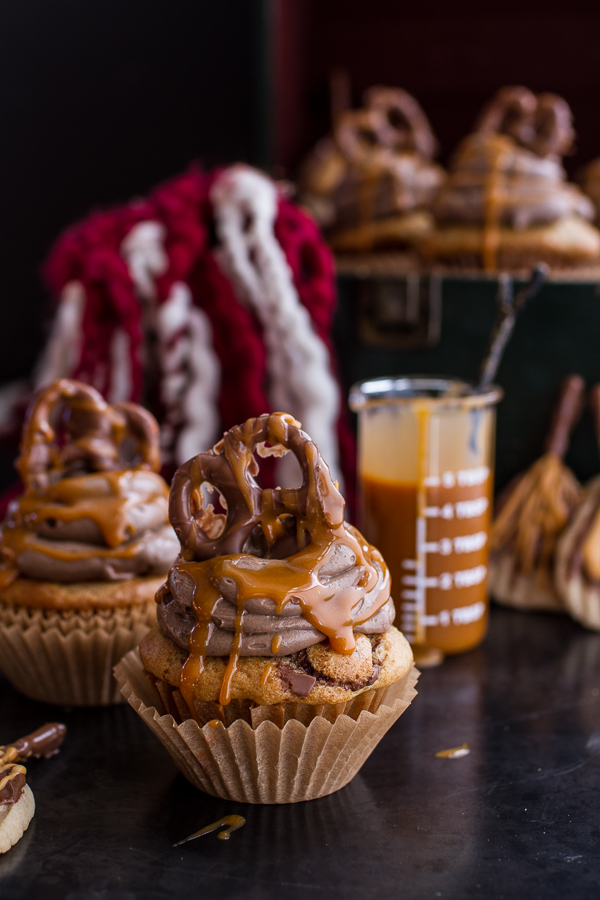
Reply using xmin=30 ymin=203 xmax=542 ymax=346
xmin=300 ymin=86 xmax=445 ymax=253
xmin=423 ymin=86 xmax=600 ymax=270
xmin=0 ymin=379 xmax=179 ymax=706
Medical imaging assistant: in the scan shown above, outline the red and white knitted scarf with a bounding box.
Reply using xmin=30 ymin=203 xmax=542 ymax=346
xmin=0 ymin=164 xmax=355 ymax=512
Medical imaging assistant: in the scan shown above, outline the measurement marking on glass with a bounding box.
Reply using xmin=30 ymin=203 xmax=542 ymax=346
xmin=401 ymin=459 xmax=490 ymax=643
xmin=401 ymin=565 xmax=487 ymax=591
xmin=425 ymin=498 xmax=488 ymax=519
xmin=424 ymin=466 xmax=489 ymax=489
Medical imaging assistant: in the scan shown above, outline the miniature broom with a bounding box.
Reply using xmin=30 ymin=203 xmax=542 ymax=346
xmin=490 ymin=374 xmax=584 ymax=611
xmin=555 ymin=383 xmax=600 ymax=629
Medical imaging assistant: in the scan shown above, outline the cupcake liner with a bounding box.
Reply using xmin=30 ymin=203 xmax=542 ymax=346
xmin=114 ymin=649 xmax=419 ymax=804
xmin=0 ymin=603 xmax=155 ymax=706
xmin=147 ymin=672 xmax=401 ymax=728
xmin=490 ymin=550 xmax=564 ymax=613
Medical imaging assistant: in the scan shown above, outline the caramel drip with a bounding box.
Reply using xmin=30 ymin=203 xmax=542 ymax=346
xmin=0 ymin=470 xmax=168 ymax=587
xmin=17 ymin=470 xmax=168 ymax=546
xmin=0 ymin=764 xmax=26 ymax=795
xmin=173 ymin=815 xmax=246 ymax=846
xmin=482 ymin=135 xmax=510 ymax=272
xmin=178 ymin=525 xmax=386 ymax=709
xmin=435 ymin=743 xmax=470 ymax=759
xmin=411 ymin=403 xmax=431 ymax=648
xmin=260 ymin=661 xmax=276 ymax=687
xmin=171 ymin=413 xmax=389 ymax=709
xmin=271 ymin=634 xmax=282 ymax=654
xmin=0 ymin=469 xmax=170 ymax=585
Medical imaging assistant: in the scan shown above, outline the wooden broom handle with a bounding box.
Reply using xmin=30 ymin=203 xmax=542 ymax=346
xmin=545 ymin=374 xmax=585 ymax=458
xmin=589 ymin=383 xmax=600 ymax=448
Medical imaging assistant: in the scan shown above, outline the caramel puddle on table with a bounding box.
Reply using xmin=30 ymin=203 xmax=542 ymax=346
xmin=174 ymin=815 xmax=246 ymax=846
xmin=435 ymin=743 xmax=470 ymax=759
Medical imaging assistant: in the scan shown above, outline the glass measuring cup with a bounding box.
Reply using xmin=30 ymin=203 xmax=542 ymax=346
xmin=349 ymin=376 xmax=502 ymax=665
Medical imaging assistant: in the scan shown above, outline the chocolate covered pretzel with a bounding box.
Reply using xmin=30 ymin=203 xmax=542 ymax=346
xmin=475 ymin=85 xmax=575 ymax=158
xmin=17 ymin=379 xmax=160 ymax=492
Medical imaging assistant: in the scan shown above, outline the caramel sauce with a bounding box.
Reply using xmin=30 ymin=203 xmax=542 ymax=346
xmin=361 ymin=473 xmax=491 ymax=655
xmin=178 ymin=520 xmax=386 ymax=708
xmin=260 ymin=661 xmax=275 ymax=687
xmin=172 ymin=413 xmax=389 ymax=709
xmin=435 ymin=743 xmax=470 ymax=759
xmin=481 ymin=135 xmax=510 ymax=272
xmin=173 ymin=815 xmax=246 ymax=846
xmin=271 ymin=634 xmax=282 ymax=654
xmin=0 ymin=764 xmax=26 ymax=794
xmin=0 ymin=470 xmax=169 ymax=586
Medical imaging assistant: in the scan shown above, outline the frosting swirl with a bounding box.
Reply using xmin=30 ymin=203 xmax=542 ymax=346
xmin=157 ymin=412 xmax=394 ymax=706
xmin=0 ymin=379 xmax=179 ymax=584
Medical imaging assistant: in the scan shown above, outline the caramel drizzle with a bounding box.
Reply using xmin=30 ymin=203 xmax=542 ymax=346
xmin=260 ymin=661 xmax=276 ymax=687
xmin=0 ymin=745 xmax=26 ymax=797
xmin=171 ymin=413 xmax=390 ymax=710
xmin=481 ymin=135 xmax=511 ymax=272
xmin=0 ymin=723 xmax=66 ymax=804
xmin=174 ymin=815 xmax=246 ymax=846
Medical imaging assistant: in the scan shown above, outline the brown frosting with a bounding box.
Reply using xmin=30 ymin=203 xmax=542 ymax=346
xmin=0 ymin=723 xmax=66 ymax=805
xmin=300 ymin=86 xmax=445 ymax=230
xmin=158 ymin=412 xmax=394 ymax=707
xmin=433 ymin=87 xmax=594 ymax=269
xmin=0 ymin=379 xmax=179 ymax=585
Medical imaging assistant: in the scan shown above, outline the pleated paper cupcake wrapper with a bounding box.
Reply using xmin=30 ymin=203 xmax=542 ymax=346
xmin=0 ymin=603 xmax=155 ymax=706
xmin=148 ymin=671 xmax=402 ymax=728
xmin=114 ymin=649 xmax=419 ymax=804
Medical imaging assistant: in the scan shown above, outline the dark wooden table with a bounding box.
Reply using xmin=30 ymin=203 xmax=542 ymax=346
xmin=1 ymin=606 xmax=599 ymax=900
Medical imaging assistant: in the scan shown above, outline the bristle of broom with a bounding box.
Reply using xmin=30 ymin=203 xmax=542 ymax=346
xmin=492 ymin=453 xmax=581 ymax=585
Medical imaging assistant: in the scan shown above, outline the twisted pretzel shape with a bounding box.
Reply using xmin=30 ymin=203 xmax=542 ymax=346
xmin=17 ymin=379 xmax=160 ymax=491
xmin=169 ymin=412 xmax=345 ymax=562
xmin=475 ymin=86 xmax=575 ymax=158
xmin=363 ymin=85 xmax=438 ymax=159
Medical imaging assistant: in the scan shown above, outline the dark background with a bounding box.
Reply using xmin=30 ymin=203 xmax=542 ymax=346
xmin=4 ymin=0 xmax=600 ymax=385
xmin=0 ymin=0 xmax=270 ymax=384
xmin=274 ymin=0 xmax=600 ymax=175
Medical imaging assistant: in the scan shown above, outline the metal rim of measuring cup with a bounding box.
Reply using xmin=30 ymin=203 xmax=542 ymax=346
xmin=349 ymin=375 xmax=503 ymax=411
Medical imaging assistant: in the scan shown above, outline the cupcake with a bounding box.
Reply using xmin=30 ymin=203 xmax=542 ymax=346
xmin=0 ymin=379 xmax=179 ymax=706
xmin=300 ymin=86 xmax=445 ymax=252
xmin=115 ymin=412 xmax=418 ymax=803
xmin=424 ymin=86 xmax=600 ymax=270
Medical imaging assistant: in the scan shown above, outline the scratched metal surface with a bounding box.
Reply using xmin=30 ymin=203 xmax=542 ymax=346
xmin=0 ymin=606 xmax=599 ymax=900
